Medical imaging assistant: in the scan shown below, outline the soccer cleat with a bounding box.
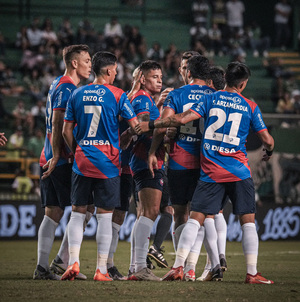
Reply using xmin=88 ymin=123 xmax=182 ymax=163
xmin=33 ymin=266 xmax=61 ymax=280
xmin=127 ymin=267 xmax=161 ymax=281
xmin=183 ymin=269 xmax=195 ymax=281
xmin=146 ymin=256 xmax=155 ymax=270
xmin=162 ymin=266 xmax=184 ymax=281
xmin=94 ymin=269 xmax=113 ymax=281
xmin=199 ymin=266 xmax=223 ymax=281
xmin=108 ymin=266 xmax=127 ymax=281
xmin=50 ymin=257 xmax=87 ymax=280
xmin=61 ymin=262 xmax=80 ymax=281
xmin=245 ymin=272 xmax=274 ymax=284
xmin=196 ymin=268 xmax=210 ymax=281
xmin=220 ymin=258 xmax=227 ymax=272
xmin=147 ymin=245 xmax=168 ymax=268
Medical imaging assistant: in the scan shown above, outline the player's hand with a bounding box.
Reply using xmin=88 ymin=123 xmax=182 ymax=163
xmin=0 ymin=132 xmax=7 ymax=146
xmin=262 ymin=148 xmax=273 ymax=162
xmin=148 ymin=153 xmax=158 ymax=178
xmin=166 ymin=127 xmax=177 ymax=139
xmin=156 ymin=88 xmax=174 ymax=109
xmin=133 ymin=124 xmax=142 ymax=135
xmin=41 ymin=157 xmax=59 ymax=179
xmin=137 ymin=121 xmax=149 ymax=133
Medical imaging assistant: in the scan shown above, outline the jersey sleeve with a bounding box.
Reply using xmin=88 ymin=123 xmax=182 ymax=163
xmin=163 ymin=90 xmax=176 ymax=113
xmin=189 ymin=94 xmax=208 ymax=117
xmin=131 ymin=95 xmax=152 ymax=116
xmin=53 ymin=83 xmax=75 ymax=111
xmin=64 ymin=92 xmax=75 ymax=122
xmin=250 ymin=105 xmax=267 ymax=133
xmin=119 ymin=92 xmax=137 ymax=121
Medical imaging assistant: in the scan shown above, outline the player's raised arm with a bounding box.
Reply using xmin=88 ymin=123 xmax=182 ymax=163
xmin=139 ymin=109 xmax=199 ymax=132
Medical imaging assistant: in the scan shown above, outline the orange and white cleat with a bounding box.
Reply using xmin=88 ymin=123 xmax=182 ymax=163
xmin=162 ymin=266 xmax=183 ymax=281
xmin=93 ymin=269 xmax=113 ymax=281
xmin=61 ymin=262 xmax=80 ymax=281
xmin=183 ymin=269 xmax=196 ymax=281
xmin=245 ymin=272 xmax=274 ymax=284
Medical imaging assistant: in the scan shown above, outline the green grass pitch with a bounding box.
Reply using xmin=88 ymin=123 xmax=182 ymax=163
xmin=0 ymin=240 xmax=299 ymax=302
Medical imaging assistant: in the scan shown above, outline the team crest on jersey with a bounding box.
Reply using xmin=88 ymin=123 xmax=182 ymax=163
xmin=179 ymin=134 xmax=186 ymax=140
xmin=204 ymin=143 xmax=210 ymax=150
xmin=232 ymin=97 xmax=241 ymax=104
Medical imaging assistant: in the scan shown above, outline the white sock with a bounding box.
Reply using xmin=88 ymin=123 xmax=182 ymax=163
xmin=57 ymin=223 xmax=69 ymax=266
xmin=173 ymin=223 xmax=185 ymax=252
xmin=185 ymin=226 xmax=204 ymax=273
xmin=129 ymin=218 xmax=138 ymax=274
xmin=214 ymin=213 xmax=227 ymax=258
xmin=37 ymin=215 xmax=58 ymax=269
xmin=107 ymin=222 xmax=121 ymax=269
xmin=204 ymin=218 xmax=219 ymax=270
xmin=174 ymin=219 xmax=200 ymax=268
xmin=68 ymin=211 xmax=85 ymax=266
xmin=204 ymin=252 xmax=212 ymax=271
xmin=57 ymin=210 xmax=93 ymax=267
xmin=96 ymin=213 xmax=113 ymax=274
xmin=242 ymin=222 xmax=258 ymax=275
xmin=135 ymin=216 xmax=154 ymax=272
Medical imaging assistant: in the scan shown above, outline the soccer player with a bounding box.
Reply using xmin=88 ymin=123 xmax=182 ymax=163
xmin=139 ymin=61 xmax=275 ymax=284
xmin=125 ymin=60 xmax=166 ymax=281
xmin=33 ymin=44 xmax=92 ymax=280
xmin=0 ymin=132 xmax=7 ymax=146
xmin=169 ymin=50 xmax=199 ymax=250
xmin=148 ymin=55 xmax=221 ymax=281
xmin=106 ymin=69 xmax=142 ymax=280
xmin=198 ymin=66 xmax=228 ymax=281
xmin=61 ymin=51 xmax=141 ymax=281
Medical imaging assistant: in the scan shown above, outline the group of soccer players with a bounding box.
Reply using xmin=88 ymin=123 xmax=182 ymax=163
xmin=33 ymin=43 xmax=275 ymax=284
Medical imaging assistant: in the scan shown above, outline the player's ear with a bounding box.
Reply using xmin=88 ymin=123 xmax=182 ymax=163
xmin=71 ymin=59 xmax=78 ymax=69
xmin=140 ymin=74 xmax=145 ymax=85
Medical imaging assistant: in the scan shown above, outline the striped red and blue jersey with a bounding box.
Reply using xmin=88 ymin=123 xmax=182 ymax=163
xmin=190 ymin=90 xmax=267 ymax=183
xmin=129 ymin=90 xmax=165 ymax=175
xmin=163 ymin=84 xmax=215 ymax=170
xmin=40 ymin=75 xmax=75 ymax=167
xmin=64 ymin=83 xmax=137 ymax=179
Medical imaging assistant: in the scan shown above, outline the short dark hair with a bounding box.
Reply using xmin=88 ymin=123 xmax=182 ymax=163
xmin=92 ymin=51 xmax=117 ymax=76
xmin=210 ymin=66 xmax=225 ymax=90
xmin=225 ymin=62 xmax=251 ymax=88
xmin=187 ymin=55 xmax=210 ymax=81
xmin=63 ymin=44 xmax=89 ymax=68
xmin=181 ymin=51 xmax=199 ymax=61
xmin=138 ymin=60 xmax=161 ymax=74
